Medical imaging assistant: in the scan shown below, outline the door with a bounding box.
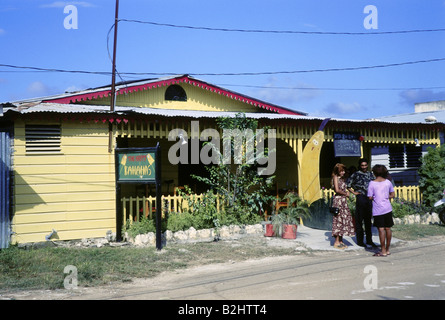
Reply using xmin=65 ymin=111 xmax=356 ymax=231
xmin=0 ymin=126 xmax=12 ymax=248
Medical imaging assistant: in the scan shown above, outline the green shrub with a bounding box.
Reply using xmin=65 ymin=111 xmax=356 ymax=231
xmin=167 ymin=212 xmax=204 ymax=232
xmin=391 ymin=198 xmax=427 ymax=218
xmin=418 ymin=144 xmax=445 ymax=207
xmin=123 ymin=217 xmax=156 ymax=239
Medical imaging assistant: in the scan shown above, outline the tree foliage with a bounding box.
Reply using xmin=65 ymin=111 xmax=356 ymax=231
xmin=418 ymin=144 xmax=445 ymax=207
xmin=191 ymin=113 xmax=275 ymax=224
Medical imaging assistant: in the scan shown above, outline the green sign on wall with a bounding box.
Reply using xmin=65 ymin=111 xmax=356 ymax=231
xmin=116 ymin=150 xmax=156 ymax=182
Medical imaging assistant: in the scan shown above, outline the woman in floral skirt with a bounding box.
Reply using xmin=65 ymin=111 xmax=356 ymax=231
xmin=331 ymin=163 xmax=355 ymax=249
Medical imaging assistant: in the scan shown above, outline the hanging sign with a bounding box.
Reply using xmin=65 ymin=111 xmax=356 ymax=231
xmin=116 ymin=147 xmax=158 ymax=183
xmin=117 ymin=152 xmax=156 ymax=182
xmin=333 ymin=132 xmax=362 ymax=157
xmin=115 ymin=145 xmax=162 ymax=250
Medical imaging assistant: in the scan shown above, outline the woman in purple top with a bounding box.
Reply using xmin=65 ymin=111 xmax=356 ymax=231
xmin=367 ymin=165 xmax=395 ymax=257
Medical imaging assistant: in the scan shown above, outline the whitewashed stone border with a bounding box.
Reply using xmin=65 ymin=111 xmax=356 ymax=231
xmin=393 ymin=212 xmax=443 ymax=226
xmin=128 ymin=224 xmax=264 ymax=247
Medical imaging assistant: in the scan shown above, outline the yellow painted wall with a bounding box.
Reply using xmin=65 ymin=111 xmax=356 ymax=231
xmin=11 ymin=114 xmax=441 ymax=243
xmin=12 ymin=120 xmax=116 ymax=243
xmin=79 ymin=83 xmax=261 ymax=112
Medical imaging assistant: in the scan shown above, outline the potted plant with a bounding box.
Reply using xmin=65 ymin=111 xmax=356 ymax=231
xmin=269 ymin=193 xmax=311 ymax=239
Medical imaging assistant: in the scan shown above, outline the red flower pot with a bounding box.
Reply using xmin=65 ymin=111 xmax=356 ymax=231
xmin=281 ymin=224 xmax=297 ymax=239
xmin=264 ymin=224 xmax=275 ymax=237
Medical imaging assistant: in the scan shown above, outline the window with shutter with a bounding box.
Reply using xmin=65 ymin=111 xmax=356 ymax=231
xmin=389 ymin=145 xmax=405 ymax=168
xmin=405 ymin=145 xmax=422 ymax=168
xmin=25 ymin=125 xmax=61 ymax=154
xmin=388 ymin=144 xmax=422 ymax=169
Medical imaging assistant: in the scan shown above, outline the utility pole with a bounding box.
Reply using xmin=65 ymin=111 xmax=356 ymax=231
xmin=110 ymin=0 xmax=119 ymax=112
xmin=109 ymin=0 xmax=119 ymax=153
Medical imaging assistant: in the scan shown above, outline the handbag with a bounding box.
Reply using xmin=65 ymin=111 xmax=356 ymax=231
xmin=329 ymin=206 xmax=339 ymax=216
xmin=329 ymin=197 xmax=339 ymax=216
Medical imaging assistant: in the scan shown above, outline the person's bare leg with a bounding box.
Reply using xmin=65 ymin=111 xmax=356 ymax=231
xmin=376 ymin=228 xmax=387 ymax=256
xmin=385 ymin=228 xmax=392 ymax=255
xmin=334 ymin=235 xmax=341 ymax=247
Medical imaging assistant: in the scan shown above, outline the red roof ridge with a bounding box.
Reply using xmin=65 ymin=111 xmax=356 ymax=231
xmin=43 ymin=75 xmax=305 ymax=116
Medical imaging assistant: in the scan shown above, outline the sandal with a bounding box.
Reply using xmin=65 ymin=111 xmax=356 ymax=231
xmin=334 ymin=243 xmax=347 ymax=249
xmin=373 ymin=252 xmax=387 ymax=257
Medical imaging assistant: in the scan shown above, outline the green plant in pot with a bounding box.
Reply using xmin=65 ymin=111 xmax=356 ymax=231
xmin=271 ymin=193 xmax=311 ymax=239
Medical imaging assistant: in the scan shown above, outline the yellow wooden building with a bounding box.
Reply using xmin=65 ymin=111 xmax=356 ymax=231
xmin=1 ymin=75 xmax=443 ymax=244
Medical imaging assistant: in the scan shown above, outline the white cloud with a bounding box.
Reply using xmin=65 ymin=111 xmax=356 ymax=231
xmin=399 ymin=89 xmax=445 ymax=106
xmin=323 ymin=101 xmax=365 ymax=116
xmin=26 ymin=81 xmax=58 ymax=97
xmin=64 ymin=85 xmax=84 ymax=93
xmin=40 ymin=2 xmax=96 ymax=8
xmin=253 ymin=77 xmax=320 ymax=107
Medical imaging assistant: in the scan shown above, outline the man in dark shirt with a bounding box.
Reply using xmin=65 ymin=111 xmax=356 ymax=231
xmin=347 ymin=158 xmax=377 ymax=248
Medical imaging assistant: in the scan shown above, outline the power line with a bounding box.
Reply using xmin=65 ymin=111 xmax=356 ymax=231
xmin=119 ymin=19 xmax=445 ymax=35
xmin=220 ymin=84 xmax=445 ymax=91
xmin=1 ymin=57 xmax=445 ymax=77
xmin=0 ymin=64 xmax=110 ymax=75
xmin=188 ymin=57 xmax=445 ymax=76
xmin=2 ymin=63 xmax=444 ymax=92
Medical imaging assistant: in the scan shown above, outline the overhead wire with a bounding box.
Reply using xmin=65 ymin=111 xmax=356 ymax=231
xmin=118 ymin=19 xmax=445 ymax=35
xmin=219 ymin=84 xmax=445 ymax=92
xmin=3 ymin=20 xmax=445 ymax=93
xmin=2 ymin=57 xmax=445 ymax=77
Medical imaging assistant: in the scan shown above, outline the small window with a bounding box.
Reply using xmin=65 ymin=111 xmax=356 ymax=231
xmin=389 ymin=144 xmax=422 ymax=169
xmin=25 ymin=125 xmax=61 ymax=154
xmin=165 ymin=85 xmax=187 ymax=101
xmin=389 ymin=145 xmax=404 ymax=168
xmin=405 ymin=145 xmax=422 ymax=168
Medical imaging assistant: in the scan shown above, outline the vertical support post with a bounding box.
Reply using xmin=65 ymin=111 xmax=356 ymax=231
xmin=110 ymin=0 xmax=119 ymax=113
xmin=297 ymin=138 xmax=303 ymax=198
xmin=155 ymin=143 xmax=162 ymax=250
xmin=109 ymin=0 xmax=119 ymax=153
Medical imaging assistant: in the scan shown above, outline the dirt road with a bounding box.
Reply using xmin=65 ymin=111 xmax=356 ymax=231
xmin=3 ymin=236 xmax=445 ymax=301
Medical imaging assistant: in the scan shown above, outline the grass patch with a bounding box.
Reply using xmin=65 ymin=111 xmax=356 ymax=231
xmin=0 ymin=238 xmax=294 ymax=292
xmin=1 ymin=223 xmax=444 ymax=292
xmin=0 ymin=246 xmax=185 ymax=290
xmin=392 ymin=224 xmax=445 ymax=241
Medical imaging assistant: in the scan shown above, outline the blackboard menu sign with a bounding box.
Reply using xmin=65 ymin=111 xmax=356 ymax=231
xmin=333 ymin=132 xmax=362 ymax=157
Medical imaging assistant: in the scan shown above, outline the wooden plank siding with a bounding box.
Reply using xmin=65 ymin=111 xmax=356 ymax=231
xmin=12 ymin=119 xmax=116 ymax=243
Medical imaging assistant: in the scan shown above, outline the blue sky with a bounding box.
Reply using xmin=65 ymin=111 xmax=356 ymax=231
xmin=1 ymin=0 xmax=445 ymax=119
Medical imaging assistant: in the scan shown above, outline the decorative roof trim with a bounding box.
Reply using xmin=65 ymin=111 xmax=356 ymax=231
xmin=42 ymin=75 xmax=304 ymax=116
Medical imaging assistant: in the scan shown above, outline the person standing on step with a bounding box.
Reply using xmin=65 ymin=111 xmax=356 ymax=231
xmin=347 ymin=158 xmax=378 ymax=248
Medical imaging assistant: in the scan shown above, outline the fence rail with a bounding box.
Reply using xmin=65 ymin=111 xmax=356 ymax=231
xmin=322 ymin=185 xmax=422 ymax=202
xmin=121 ymin=193 xmax=224 ymax=229
xmin=121 ymin=186 xmax=422 ymax=228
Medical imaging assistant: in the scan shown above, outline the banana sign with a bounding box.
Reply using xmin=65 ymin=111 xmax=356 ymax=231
xmin=300 ymin=118 xmax=330 ymax=204
xmin=117 ymin=152 xmax=156 ymax=182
